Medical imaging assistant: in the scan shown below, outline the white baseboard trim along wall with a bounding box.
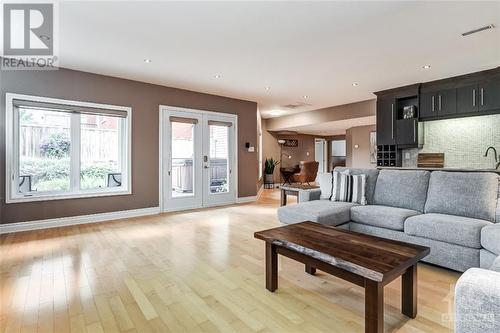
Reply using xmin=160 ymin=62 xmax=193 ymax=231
xmin=1 ymin=187 xmax=266 ymax=234
xmin=236 ymin=196 xmax=257 ymax=203
xmin=236 ymin=185 xmax=263 ymax=203
xmin=0 ymin=207 xmax=161 ymax=234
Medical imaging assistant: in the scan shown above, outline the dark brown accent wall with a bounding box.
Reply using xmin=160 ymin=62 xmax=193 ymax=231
xmin=0 ymin=67 xmax=258 ymax=224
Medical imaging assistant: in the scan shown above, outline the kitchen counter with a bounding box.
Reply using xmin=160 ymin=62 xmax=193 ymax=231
xmin=378 ymin=166 xmax=500 ymax=174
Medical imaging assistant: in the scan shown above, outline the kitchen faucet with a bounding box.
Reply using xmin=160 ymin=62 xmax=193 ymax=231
xmin=484 ymin=147 xmax=500 ymax=169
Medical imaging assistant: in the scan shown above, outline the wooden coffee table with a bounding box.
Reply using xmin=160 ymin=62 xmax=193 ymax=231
xmin=254 ymin=222 xmax=430 ymax=333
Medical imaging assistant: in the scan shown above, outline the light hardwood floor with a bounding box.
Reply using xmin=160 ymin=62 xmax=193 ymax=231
xmin=1 ymin=189 xmax=459 ymax=333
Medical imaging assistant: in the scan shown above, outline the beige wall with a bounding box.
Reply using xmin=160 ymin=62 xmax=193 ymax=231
xmin=346 ymin=125 xmax=377 ymax=169
xmin=1 ymin=66 xmax=258 ymax=224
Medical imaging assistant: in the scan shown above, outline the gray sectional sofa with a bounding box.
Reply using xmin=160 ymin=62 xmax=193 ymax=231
xmin=278 ymin=167 xmax=500 ymax=272
xmin=277 ymin=167 xmax=500 ymax=332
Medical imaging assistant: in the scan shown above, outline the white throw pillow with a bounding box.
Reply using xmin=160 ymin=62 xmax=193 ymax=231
xmin=317 ymin=169 xmax=349 ymax=200
xmin=317 ymin=173 xmax=333 ymax=200
xmin=331 ymin=171 xmax=367 ymax=205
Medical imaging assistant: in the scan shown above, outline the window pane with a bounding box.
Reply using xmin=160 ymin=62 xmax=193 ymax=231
xmin=80 ymin=114 xmax=123 ymax=190
xmin=209 ymin=125 xmax=229 ymax=193
xmin=171 ymin=122 xmax=194 ymax=197
xmin=19 ymin=108 xmax=71 ymax=193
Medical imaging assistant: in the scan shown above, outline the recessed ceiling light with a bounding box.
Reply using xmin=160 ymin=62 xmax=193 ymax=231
xmin=422 ymin=65 xmax=431 ymax=69
xmin=39 ymin=35 xmax=50 ymax=41
xmin=144 ymin=58 xmax=152 ymax=63
xmin=352 ymin=82 xmax=359 ymax=86
xmin=214 ymin=74 xmax=222 ymax=79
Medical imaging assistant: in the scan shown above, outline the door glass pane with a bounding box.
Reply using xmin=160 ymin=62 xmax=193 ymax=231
xmin=80 ymin=114 xmax=123 ymax=190
xmin=209 ymin=125 xmax=229 ymax=193
xmin=171 ymin=122 xmax=194 ymax=197
xmin=18 ymin=108 xmax=71 ymax=193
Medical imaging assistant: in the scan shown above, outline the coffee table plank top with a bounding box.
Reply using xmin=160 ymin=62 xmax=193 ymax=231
xmin=254 ymin=222 xmax=430 ymax=282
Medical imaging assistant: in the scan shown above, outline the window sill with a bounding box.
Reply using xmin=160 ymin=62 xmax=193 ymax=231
xmin=6 ymin=188 xmax=132 ymax=204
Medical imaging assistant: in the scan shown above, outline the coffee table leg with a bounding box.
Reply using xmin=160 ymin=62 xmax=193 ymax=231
xmin=266 ymin=243 xmax=278 ymax=292
xmin=280 ymin=189 xmax=287 ymax=206
xmin=305 ymin=264 xmax=316 ymax=275
xmin=365 ymin=280 xmax=384 ymax=333
xmin=402 ymin=264 xmax=417 ymax=318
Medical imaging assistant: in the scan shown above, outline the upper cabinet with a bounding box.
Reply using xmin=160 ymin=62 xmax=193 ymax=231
xmin=419 ymin=68 xmax=500 ymax=121
xmin=420 ymin=87 xmax=457 ymax=120
xmin=374 ymin=67 xmax=499 ymax=152
xmin=375 ymin=84 xmax=419 ymax=148
xmin=457 ymin=84 xmax=479 ymax=114
xmin=478 ymin=78 xmax=500 ymax=112
xmin=419 ymin=91 xmax=436 ymax=119
xmin=457 ymin=78 xmax=500 ymax=114
xmin=376 ymin=97 xmax=396 ymax=145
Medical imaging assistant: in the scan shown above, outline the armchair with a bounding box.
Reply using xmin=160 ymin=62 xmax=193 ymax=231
xmin=291 ymin=161 xmax=319 ymax=185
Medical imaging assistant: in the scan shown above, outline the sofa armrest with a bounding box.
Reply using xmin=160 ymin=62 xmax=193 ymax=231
xmin=298 ymin=188 xmax=322 ymax=202
xmin=455 ymin=268 xmax=500 ymax=333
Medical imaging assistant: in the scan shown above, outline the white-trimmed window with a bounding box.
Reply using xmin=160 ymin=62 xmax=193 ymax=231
xmin=5 ymin=93 xmax=132 ymax=203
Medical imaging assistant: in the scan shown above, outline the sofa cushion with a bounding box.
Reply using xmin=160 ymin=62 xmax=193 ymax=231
xmin=491 ymin=256 xmax=500 ymax=273
xmin=373 ymin=169 xmax=430 ymax=212
xmin=350 ymin=205 xmax=420 ymax=231
xmin=335 ymin=168 xmax=379 ymax=204
xmin=425 ymin=171 xmax=499 ymax=222
xmin=277 ymin=200 xmax=358 ymax=226
xmin=405 ymin=213 xmax=492 ymax=249
xmin=481 ymin=225 xmax=500 ymax=255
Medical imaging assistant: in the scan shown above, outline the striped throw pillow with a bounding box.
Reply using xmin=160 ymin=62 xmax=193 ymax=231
xmin=331 ymin=172 xmax=367 ymax=205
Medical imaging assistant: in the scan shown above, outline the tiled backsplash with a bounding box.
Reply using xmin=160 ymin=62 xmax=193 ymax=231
xmin=402 ymin=114 xmax=500 ymax=169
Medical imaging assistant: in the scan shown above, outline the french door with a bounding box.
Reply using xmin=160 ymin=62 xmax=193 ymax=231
xmin=161 ymin=107 xmax=236 ymax=211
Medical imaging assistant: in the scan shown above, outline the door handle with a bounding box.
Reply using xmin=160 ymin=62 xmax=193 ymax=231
xmin=391 ymin=103 xmax=394 ymax=139
xmin=480 ymin=88 xmax=484 ymax=106
xmin=413 ymin=121 xmax=416 ymax=142
xmin=438 ymin=95 xmax=442 ymax=111
xmin=472 ymin=89 xmax=476 ymax=107
xmin=431 ymin=96 xmax=435 ymax=112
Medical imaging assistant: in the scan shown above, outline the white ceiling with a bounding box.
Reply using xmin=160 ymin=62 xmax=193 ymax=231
xmin=57 ymin=1 xmax=500 ymax=118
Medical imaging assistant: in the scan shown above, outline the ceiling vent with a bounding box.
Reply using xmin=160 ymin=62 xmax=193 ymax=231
xmin=281 ymin=101 xmax=312 ymax=109
xmin=461 ymin=24 xmax=495 ymax=37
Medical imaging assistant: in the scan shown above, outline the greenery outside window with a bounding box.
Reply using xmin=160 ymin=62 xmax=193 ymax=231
xmin=6 ymin=93 xmax=132 ymax=203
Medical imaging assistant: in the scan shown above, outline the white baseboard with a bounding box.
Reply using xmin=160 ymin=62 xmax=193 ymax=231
xmin=0 ymin=206 xmax=161 ymax=234
xmin=236 ymin=196 xmax=257 ymax=203
xmin=237 ymin=185 xmax=264 ymax=203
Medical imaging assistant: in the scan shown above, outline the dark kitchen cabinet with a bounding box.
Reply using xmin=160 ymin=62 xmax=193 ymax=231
xmin=436 ymin=89 xmax=457 ymax=117
xmin=376 ymin=97 xmax=396 ymax=145
xmin=419 ymin=91 xmax=437 ymax=119
xmin=420 ymin=89 xmax=456 ymax=119
xmin=478 ymin=79 xmax=500 ymax=112
xmin=457 ymin=84 xmax=479 ymax=114
xmin=396 ymin=118 xmax=418 ymax=146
